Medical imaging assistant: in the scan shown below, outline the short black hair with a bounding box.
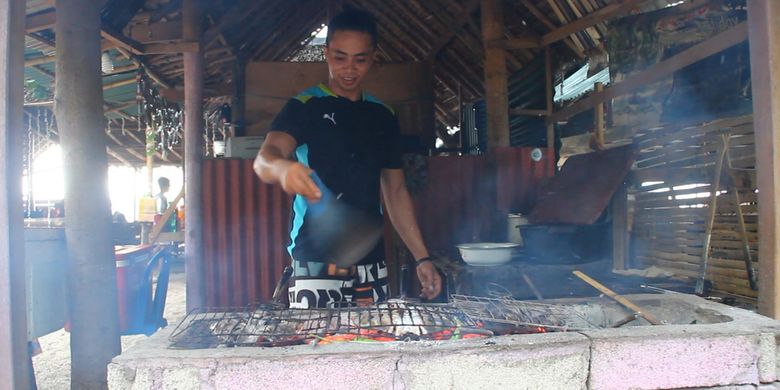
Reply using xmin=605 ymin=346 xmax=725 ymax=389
xmin=326 ymin=7 xmax=378 ymax=48
xmin=158 ymin=177 xmax=170 ymax=189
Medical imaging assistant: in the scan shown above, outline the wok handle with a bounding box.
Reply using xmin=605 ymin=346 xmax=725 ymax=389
xmin=272 ymin=266 xmax=294 ymax=304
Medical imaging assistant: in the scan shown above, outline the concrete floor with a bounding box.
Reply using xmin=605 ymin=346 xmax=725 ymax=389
xmin=32 ymin=265 xmax=187 ymax=390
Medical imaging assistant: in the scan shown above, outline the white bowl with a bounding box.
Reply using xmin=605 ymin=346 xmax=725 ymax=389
xmin=457 ymin=242 xmax=520 ymax=266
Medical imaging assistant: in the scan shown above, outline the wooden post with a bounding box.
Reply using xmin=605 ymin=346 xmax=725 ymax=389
xmin=55 ymin=0 xmax=121 ymax=387
xmin=612 ymin=181 xmax=629 ymax=271
xmin=184 ymin=0 xmax=206 ymax=311
xmin=748 ymin=0 xmax=780 ymax=317
xmin=545 ymin=45 xmax=555 ymax=163
xmin=594 ymin=82 xmax=605 ymax=148
xmin=146 ymin=125 xmax=155 ymax=192
xmin=232 ymin=53 xmax=246 ymax=137
xmin=481 ymin=0 xmax=510 ymax=150
xmin=0 ymin=0 xmax=30 ymax=388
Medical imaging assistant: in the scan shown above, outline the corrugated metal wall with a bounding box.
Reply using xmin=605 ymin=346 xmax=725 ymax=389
xmin=495 ymin=147 xmax=555 ymax=214
xmin=202 ymin=159 xmax=292 ymax=307
xmin=413 ymin=147 xmax=554 ymax=257
xmin=201 ymin=149 xmax=553 ymax=307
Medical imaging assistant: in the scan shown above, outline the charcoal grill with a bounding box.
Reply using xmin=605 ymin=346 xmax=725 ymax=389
xmin=169 ymin=301 xmax=489 ymax=349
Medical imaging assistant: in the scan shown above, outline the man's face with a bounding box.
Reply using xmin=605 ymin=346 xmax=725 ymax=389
xmin=324 ymin=30 xmax=375 ymax=99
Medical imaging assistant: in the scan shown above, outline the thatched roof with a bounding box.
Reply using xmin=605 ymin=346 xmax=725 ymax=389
xmin=23 ymin=0 xmax=679 ymax=165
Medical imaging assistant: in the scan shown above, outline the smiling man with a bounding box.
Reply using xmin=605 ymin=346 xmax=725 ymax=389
xmin=254 ymin=7 xmax=441 ymax=308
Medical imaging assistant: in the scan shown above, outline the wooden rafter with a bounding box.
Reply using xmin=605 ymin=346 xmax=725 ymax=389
xmin=546 ymin=22 xmax=749 ymax=125
xmin=519 ymin=0 xmax=584 ymax=58
xmin=540 ymin=0 xmax=641 ymax=46
xmin=425 ymin=0 xmax=481 ymax=60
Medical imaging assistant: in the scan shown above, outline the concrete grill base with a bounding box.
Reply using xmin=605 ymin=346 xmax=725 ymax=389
xmin=109 ymin=294 xmax=780 ymax=390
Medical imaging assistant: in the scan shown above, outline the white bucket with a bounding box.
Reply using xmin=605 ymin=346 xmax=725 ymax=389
xmin=507 ymin=213 xmax=530 ymax=246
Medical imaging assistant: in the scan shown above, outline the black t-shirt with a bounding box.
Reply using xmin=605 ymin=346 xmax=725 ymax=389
xmin=271 ymin=83 xmax=402 ymax=264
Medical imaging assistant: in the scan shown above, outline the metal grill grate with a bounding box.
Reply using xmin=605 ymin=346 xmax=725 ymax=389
xmin=168 ymin=301 xmax=489 ymax=349
xmin=451 ymin=294 xmax=603 ymax=331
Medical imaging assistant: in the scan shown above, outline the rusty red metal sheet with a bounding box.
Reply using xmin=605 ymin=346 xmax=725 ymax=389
xmin=495 ymin=146 xmax=555 ymax=214
xmin=529 ymin=145 xmax=637 ymax=225
xmin=411 ymin=147 xmax=553 ymax=256
xmin=202 ymin=150 xmax=555 ymax=306
xmin=202 ymin=159 xmax=292 ymax=308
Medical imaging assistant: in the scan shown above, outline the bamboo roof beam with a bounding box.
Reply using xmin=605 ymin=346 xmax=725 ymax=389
xmin=425 ymin=0 xmax=481 ymax=60
xmin=545 ymin=0 xmax=588 ymax=53
xmin=519 ymin=0 xmax=584 ymax=58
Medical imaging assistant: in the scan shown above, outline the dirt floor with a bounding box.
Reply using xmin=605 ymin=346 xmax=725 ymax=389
xmin=32 ymin=264 xmax=187 ymax=390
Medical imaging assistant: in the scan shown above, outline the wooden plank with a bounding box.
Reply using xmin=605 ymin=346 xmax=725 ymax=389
xmin=481 ymin=0 xmax=510 ymax=149
xmin=547 ymin=23 xmax=749 ymax=125
xmin=748 ymin=0 xmax=780 ymax=316
xmin=100 ymin=27 xmax=144 ymax=55
xmin=25 ymin=9 xmax=56 ymax=32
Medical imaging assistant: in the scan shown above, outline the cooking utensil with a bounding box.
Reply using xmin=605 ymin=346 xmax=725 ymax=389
xmin=272 ymin=266 xmax=293 ymax=304
xmin=305 ymin=173 xmax=384 ymax=267
xmin=456 ymin=242 xmax=519 ymax=266
xmin=507 ymin=213 xmax=529 ymax=245
xmin=572 ymin=270 xmax=663 ymax=325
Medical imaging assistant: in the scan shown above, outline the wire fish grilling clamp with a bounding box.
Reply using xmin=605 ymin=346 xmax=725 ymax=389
xmin=572 ymin=270 xmax=664 ymax=325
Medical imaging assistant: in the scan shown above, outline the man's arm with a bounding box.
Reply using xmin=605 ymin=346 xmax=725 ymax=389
xmin=380 ymin=168 xmax=442 ymax=299
xmin=253 ymin=131 xmax=321 ymax=201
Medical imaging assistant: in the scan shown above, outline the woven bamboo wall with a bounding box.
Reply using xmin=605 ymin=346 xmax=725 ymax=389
xmin=631 ymin=115 xmax=757 ymax=298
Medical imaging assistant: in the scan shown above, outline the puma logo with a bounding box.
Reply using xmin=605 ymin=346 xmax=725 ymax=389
xmin=323 ymin=112 xmax=336 ymax=125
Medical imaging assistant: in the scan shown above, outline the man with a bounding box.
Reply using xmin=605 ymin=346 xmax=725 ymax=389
xmin=157 ymin=176 xmax=170 ymax=213
xmin=254 ymin=7 xmax=441 ymax=308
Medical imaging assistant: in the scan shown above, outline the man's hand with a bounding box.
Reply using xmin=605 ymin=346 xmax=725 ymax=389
xmin=280 ymin=162 xmax=322 ymax=202
xmin=416 ymin=261 xmax=442 ymax=300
